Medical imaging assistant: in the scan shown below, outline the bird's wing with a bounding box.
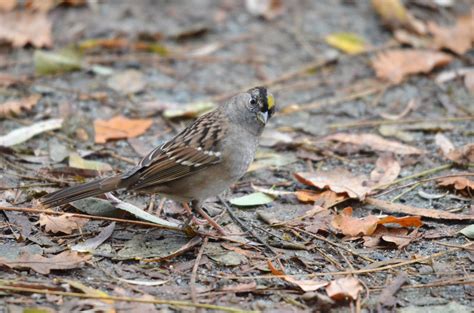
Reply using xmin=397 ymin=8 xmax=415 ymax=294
xmin=123 ymin=110 xmax=226 ymax=190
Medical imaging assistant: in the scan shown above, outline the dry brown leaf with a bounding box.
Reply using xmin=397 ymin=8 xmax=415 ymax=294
xmin=325 ymin=133 xmax=424 ymax=155
xmin=295 ymin=169 xmax=371 ymax=200
xmin=366 ymin=197 xmax=474 ymax=221
xmin=363 ymin=225 xmax=413 ymax=249
xmin=332 ymin=207 xmax=422 ymax=238
xmin=325 ymin=277 xmax=363 ymax=301
xmin=94 ymin=115 xmax=153 ymax=144
xmin=370 ymin=155 xmax=401 ymax=186
xmin=39 ymin=213 xmax=89 ymax=234
xmin=295 ymin=190 xmax=348 ymax=208
xmin=0 ymin=94 xmax=40 ymax=118
xmin=0 ymin=11 xmax=52 ymax=47
xmin=0 ymin=251 xmax=91 ymax=274
xmin=437 ymin=176 xmax=474 ymax=193
xmin=372 ymin=49 xmax=453 ymax=84
xmin=428 ymin=14 xmax=473 ymax=55
xmin=331 ymin=207 xmax=380 ymax=237
xmin=268 ymin=261 xmax=327 ymax=292
xmin=446 ymin=143 xmax=474 ymax=165
xmin=0 ymin=0 xmax=16 ymax=11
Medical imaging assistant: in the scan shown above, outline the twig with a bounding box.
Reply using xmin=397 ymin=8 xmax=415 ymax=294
xmin=329 ymin=116 xmax=474 ymax=129
xmin=0 ymin=285 xmax=254 ymax=313
xmin=190 ymin=237 xmax=208 ymax=310
xmin=0 ymin=206 xmax=184 ymax=232
xmin=202 ymin=243 xmax=472 ymax=280
xmin=372 ymin=164 xmax=453 ymax=191
xmin=365 ymin=197 xmax=474 ymax=221
xmin=218 ymin=196 xmax=278 ymax=256
xmin=390 ymin=183 xmax=421 ymax=202
xmin=376 ymin=172 xmax=474 ymax=197
xmin=288 ymin=226 xmax=375 ymax=263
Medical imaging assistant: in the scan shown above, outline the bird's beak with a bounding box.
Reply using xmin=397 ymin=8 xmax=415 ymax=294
xmin=257 ymin=111 xmax=268 ymax=124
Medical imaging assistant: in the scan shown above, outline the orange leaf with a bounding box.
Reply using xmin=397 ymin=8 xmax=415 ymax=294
xmin=378 ymin=215 xmax=422 ymax=227
xmin=295 ymin=189 xmax=347 ymax=208
xmin=268 ymin=261 xmax=327 ymax=292
xmin=326 ymin=277 xmax=363 ymax=301
xmin=437 ymin=176 xmax=474 ymax=193
xmin=94 ymin=115 xmax=153 ymax=144
xmin=331 ymin=207 xmax=380 ymax=237
xmin=372 ymin=49 xmax=452 ymax=84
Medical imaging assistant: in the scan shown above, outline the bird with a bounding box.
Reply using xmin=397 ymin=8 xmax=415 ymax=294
xmin=40 ymin=87 xmax=276 ymax=234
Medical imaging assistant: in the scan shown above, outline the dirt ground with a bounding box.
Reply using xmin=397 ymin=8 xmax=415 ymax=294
xmin=0 ymin=1 xmax=473 ymax=312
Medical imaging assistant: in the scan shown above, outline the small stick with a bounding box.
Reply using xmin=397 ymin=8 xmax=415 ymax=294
xmin=190 ymin=237 xmax=208 ymax=309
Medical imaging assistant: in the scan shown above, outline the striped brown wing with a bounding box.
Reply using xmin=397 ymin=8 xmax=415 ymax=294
xmin=124 ymin=110 xmax=226 ymax=190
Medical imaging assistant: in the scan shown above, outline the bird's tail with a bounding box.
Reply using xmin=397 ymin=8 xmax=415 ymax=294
xmin=40 ymin=175 xmax=123 ymax=208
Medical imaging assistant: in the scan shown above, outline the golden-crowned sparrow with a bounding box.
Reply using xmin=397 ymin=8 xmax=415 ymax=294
xmin=40 ymin=87 xmax=275 ymax=234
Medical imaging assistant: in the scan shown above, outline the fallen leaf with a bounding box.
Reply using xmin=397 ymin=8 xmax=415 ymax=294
xmin=428 ymin=14 xmax=473 ymax=55
xmin=366 ymin=197 xmax=474 ymax=221
xmin=268 ymin=261 xmax=327 ymax=292
xmin=325 ymin=277 xmax=363 ymax=301
xmin=375 ymin=273 xmax=408 ymax=309
xmin=38 ymin=213 xmax=89 ymax=234
xmin=94 ymin=115 xmax=153 ymax=144
xmin=0 ymin=0 xmax=16 ymax=11
xmin=0 ymin=94 xmax=40 ymax=118
xmin=363 ymin=225 xmax=409 ymax=248
xmin=325 ymin=32 xmax=367 ymax=54
xmin=393 ymin=29 xmax=431 ymax=48
xmin=459 ymin=225 xmax=474 ymax=239
xmin=371 ymin=0 xmax=426 ymax=34
xmin=434 ymin=133 xmax=455 ymax=158
xmin=0 ymin=118 xmax=63 ymax=147
xmin=379 ymin=98 xmax=417 ymax=121
xmin=245 ymin=0 xmax=284 ymax=20
xmin=331 ymin=207 xmax=380 ymax=237
xmin=34 ymin=48 xmax=82 ymax=75
xmin=0 ymin=11 xmax=52 ymax=47
xmin=248 ymin=151 xmax=297 ymax=172
xmin=325 ymin=133 xmax=424 ymax=155
xmin=163 ymin=101 xmax=216 ymax=119
xmin=71 ymin=222 xmax=115 ymax=252
xmin=332 ymin=207 xmax=422 ymax=238
xmin=220 ymin=282 xmax=257 ymax=293
xmin=65 ymin=279 xmax=114 ymax=310
xmin=295 ymin=190 xmax=347 ymax=209
xmin=295 ymin=169 xmax=371 ymax=200
xmin=0 ymin=251 xmax=91 ymax=274
xmin=229 ymin=192 xmax=275 ymax=207
xmin=372 ymin=49 xmax=452 ymax=84
xmin=378 ymin=215 xmax=422 ymax=228
xmin=69 ymin=153 xmax=113 ymax=171
xmin=437 ymin=176 xmax=474 ymax=194
xmin=107 ymin=69 xmax=146 ymax=94
xmin=370 ymin=155 xmax=401 ymax=186
xmin=445 ymin=143 xmax=474 ymax=165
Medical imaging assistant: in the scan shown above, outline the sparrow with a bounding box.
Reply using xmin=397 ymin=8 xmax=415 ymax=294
xmin=40 ymin=87 xmax=276 ymax=234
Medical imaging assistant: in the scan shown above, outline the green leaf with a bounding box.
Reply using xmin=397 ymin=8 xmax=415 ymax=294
xmin=68 ymin=153 xmax=112 ymax=171
xmin=459 ymin=224 xmax=474 ymax=239
xmin=229 ymin=192 xmax=274 ymax=207
xmin=34 ymin=48 xmax=83 ymax=75
xmin=325 ymin=32 xmax=367 ymax=54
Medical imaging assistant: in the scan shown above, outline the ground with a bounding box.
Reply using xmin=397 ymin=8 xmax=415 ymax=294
xmin=0 ymin=1 xmax=473 ymax=312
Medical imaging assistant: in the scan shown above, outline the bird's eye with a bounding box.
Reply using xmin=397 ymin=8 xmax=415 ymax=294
xmin=249 ymin=99 xmax=256 ymax=105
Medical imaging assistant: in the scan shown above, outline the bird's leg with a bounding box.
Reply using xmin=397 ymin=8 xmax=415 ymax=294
xmin=191 ymin=200 xmax=227 ymax=235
